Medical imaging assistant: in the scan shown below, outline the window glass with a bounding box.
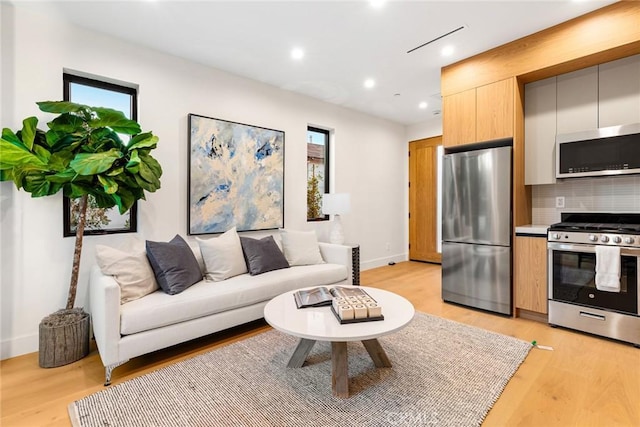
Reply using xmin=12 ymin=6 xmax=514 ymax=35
xmin=62 ymin=73 xmax=138 ymax=236
xmin=307 ymin=127 xmax=329 ymax=221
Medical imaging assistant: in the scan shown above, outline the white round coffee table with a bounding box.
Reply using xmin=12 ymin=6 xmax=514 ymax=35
xmin=264 ymin=286 xmax=415 ymax=398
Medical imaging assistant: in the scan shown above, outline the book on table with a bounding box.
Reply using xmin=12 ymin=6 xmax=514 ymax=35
xmin=293 ymin=286 xmax=372 ymax=309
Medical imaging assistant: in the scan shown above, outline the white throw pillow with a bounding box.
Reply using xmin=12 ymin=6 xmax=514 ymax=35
xmin=197 ymin=227 xmax=248 ymax=281
xmin=95 ymin=244 xmax=159 ymax=304
xmin=280 ymin=229 xmax=325 ymax=266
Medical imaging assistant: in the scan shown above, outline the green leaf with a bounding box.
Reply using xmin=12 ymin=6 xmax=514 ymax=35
xmin=50 ymin=134 xmax=85 ymax=152
xmin=46 ymin=169 xmax=76 ymax=184
xmin=97 ymin=174 xmax=118 ymax=194
xmin=126 ymin=150 xmax=141 ymax=173
xmin=89 ymin=128 xmax=124 ymax=151
xmin=138 ymin=152 xmax=162 ymax=188
xmin=37 ymin=101 xmax=88 ymax=114
xmin=32 ymin=144 xmax=52 ymax=164
xmin=47 ymin=113 xmax=86 ymax=134
xmin=90 ymin=191 xmax=117 ymax=209
xmin=133 ymin=173 xmax=156 ymax=192
xmin=21 ymin=167 xmax=59 ymax=196
xmin=2 ymin=128 xmax=22 ymax=146
xmin=106 ymin=166 xmax=124 ymax=176
xmin=91 ymin=107 xmax=141 ymax=134
xmin=47 ymin=150 xmax=74 ymax=172
xmin=127 ymin=133 xmax=158 ymax=150
xmin=0 ymin=138 xmax=47 ymax=168
xmin=66 ymin=182 xmax=93 ymax=198
xmin=21 ymin=117 xmax=38 ymax=151
xmin=69 ymin=149 xmax=122 ymax=175
xmin=114 ymin=187 xmax=136 ymax=214
xmin=0 ymin=169 xmax=14 ymax=182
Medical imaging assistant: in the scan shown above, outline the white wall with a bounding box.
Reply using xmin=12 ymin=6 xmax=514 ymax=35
xmin=406 ymin=116 xmax=443 ymax=142
xmin=0 ymin=4 xmax=409 ymax=359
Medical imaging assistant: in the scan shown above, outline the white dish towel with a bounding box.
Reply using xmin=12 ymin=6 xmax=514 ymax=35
xmin=595 ymin=245 xmax=621 ymax=292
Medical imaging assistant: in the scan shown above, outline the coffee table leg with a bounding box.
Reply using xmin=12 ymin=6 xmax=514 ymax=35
xmin=331 ymin=341 xmax=349 ymax=398
xmin=287 ymin=338 xmax=316 ymax=368
xmin=362 ymin=339 xmax=392 ymax=368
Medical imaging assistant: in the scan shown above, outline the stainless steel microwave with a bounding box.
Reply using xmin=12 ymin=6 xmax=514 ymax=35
xmin=556 ymin=123 xmax=640 ymax=179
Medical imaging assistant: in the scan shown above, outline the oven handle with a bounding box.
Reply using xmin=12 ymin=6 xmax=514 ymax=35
xmin=547 ymin=242 xmax=640 ymax=257
xmin=579 ymin=311 xmax=606 ymax=321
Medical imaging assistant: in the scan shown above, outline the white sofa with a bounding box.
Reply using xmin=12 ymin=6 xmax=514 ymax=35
xmin=89 ymin=242 xmax=352 ymax=385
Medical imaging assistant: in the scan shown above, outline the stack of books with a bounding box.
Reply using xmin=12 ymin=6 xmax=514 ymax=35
xmin=293 ymin=286 xmax=384 ymax=324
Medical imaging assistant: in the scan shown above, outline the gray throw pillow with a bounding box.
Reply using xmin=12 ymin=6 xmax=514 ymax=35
xmin=146 ymin=235 xmax=203 ymax=295
xmin=240 ymin=235 xmax=290 ymax=275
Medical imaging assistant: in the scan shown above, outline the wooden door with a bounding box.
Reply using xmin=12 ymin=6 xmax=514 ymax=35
xmin=409 ymin=136 xmax=442 ymax=263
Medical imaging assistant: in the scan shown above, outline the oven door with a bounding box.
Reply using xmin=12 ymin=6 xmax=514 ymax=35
xmin=548 ymin=242 xmax=639 ymax=315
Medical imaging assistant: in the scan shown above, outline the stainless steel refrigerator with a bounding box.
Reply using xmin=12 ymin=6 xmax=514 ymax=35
xmin=442 ymin=145 xmax=512 ymax=315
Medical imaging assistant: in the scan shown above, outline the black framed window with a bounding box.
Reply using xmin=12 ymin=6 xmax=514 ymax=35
xmin=307 ymin=126 xmax=330 ymax=221
xmin=62 ymin=73 xmax=139 ymax=236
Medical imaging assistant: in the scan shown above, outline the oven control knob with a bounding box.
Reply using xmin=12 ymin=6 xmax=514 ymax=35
xmin=589 ymin=234 xmax=598 ymax=242
xmin=552 ymin=233 xmax=561 ymax=240
xmin=613 ymin=236 xmax=622 ymax=244
xmin=600 ymin=235 xmax=609 ymax=243
xmin=625 ymin=236 xmax=635 ymax=244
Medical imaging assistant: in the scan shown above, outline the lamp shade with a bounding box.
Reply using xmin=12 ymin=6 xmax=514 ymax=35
xmin=322 ymin=193 xmax=350 ymax=215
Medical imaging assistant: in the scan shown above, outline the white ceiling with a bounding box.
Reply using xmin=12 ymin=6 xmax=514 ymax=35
xmin=15 ymin=0 xmax=618 ymax=125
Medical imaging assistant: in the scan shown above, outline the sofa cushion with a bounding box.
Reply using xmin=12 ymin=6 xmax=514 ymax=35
xmin=280 ymin=229 xmax=325 ymax=266
xmin=95 ymin=244 xmax=158 ymax=304
xmin=240 ymin=235 xmax=290 ymax=275
xmin=197 ymin=227 xmax=248 ymax=281
xmin=146 ymin=235 xmax=203 ymax=295
xmin=120 ymin=263 xmax=348 ymax=335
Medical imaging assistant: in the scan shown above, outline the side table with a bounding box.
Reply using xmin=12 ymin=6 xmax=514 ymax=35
xmin=344 ymin=243 xmax=360 ymax=286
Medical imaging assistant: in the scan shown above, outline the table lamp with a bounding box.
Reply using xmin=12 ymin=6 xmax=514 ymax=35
xmin=322 ymin=193 xmax=350 ymax=244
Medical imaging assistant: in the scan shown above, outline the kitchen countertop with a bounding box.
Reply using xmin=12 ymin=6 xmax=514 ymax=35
xmin=515 ymin=225 xmax=549 ymax=236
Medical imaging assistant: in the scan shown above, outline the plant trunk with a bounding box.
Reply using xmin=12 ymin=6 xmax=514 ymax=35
xmin=66 ymin=194 xmax=88 ymax=310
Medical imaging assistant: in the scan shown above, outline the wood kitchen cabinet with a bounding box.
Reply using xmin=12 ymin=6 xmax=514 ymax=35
xmin=477 ymin=78 xmax=514 ymax=142
xmin=556 ymin=66 xmax=598 ymax=134
xmin=598 ymin=54 xmax=640 ymax=127
xmin=443 ymin=88 xmax=476 ymax=147
xmin=515 ymin=235 xmax=548 ymax=316
xmin=443 ymin=78 xmax=514 ymax=148
xmin=524 ymin=76 xmax=557 ymax=185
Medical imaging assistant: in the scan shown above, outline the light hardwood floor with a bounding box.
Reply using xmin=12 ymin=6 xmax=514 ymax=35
xmin=1 ymin=261 xmax=639 ymax=426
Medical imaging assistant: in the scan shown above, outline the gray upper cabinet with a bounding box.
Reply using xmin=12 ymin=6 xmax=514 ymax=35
xmin=598 ymin=54 xmax=640 ymax=128
xmin=556 ymin=66 xmax=598 ymax=134
xmin=524 ymin=54 xmax=640 ymax=186
xmin=525 ymin=77 xmax=557 ymax=185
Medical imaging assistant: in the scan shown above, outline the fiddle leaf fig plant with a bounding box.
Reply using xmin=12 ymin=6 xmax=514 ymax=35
xmin=0 ymin=101 xmax=162 ymax=311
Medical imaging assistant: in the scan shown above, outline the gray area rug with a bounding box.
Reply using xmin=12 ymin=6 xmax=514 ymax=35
xmin=69 ymin=312 xmax=531 ymax=427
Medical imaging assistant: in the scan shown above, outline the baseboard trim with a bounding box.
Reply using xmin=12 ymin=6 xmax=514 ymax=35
xmin=516 ymin=308 xmax=548 ymax=323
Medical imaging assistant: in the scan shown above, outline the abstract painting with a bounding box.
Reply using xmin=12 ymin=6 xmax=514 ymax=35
xmin=188 ymin=114 xmax=284 ymax=234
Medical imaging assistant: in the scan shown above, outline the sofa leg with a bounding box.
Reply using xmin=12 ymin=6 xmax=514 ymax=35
xmin=104 ymin=360 xmax=129 ymax=386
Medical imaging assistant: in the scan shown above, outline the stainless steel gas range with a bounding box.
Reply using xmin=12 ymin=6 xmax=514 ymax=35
xmin=547 ymin=213 xmax=640 ymax=347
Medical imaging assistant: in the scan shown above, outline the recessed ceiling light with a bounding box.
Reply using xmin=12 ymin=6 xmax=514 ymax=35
xmin=291 ymin=47 xmax=304 ymax=60
xmin=441 ymin=45 xmax=455 ymax=57
xmin=370 ymin=0 xmax=386 ymax=9
xmin=419 ymin=102 xmax=428 ymax=109
xmin=364 ymin=78 xmax=376 ymax=89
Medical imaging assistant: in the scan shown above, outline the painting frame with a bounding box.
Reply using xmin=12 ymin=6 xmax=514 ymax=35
xmin=63 ymin=196 xmax=137 ymax=237
xmin=188 ymin=114 xmax=285 ymax=235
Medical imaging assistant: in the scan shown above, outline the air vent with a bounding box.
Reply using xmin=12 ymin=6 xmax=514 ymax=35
xmin=407 ymin=25 xmax=466 ymax=54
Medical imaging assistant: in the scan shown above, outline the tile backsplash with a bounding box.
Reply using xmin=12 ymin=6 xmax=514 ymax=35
xmin=532 ymin=175 xmax=640 ymax=225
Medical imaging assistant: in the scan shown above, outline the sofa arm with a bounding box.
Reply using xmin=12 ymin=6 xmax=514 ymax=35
xmin=89 ymin=265 xmax=122 ymax=367
xmin=318 ymin=242 xmax=353 ymax=285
